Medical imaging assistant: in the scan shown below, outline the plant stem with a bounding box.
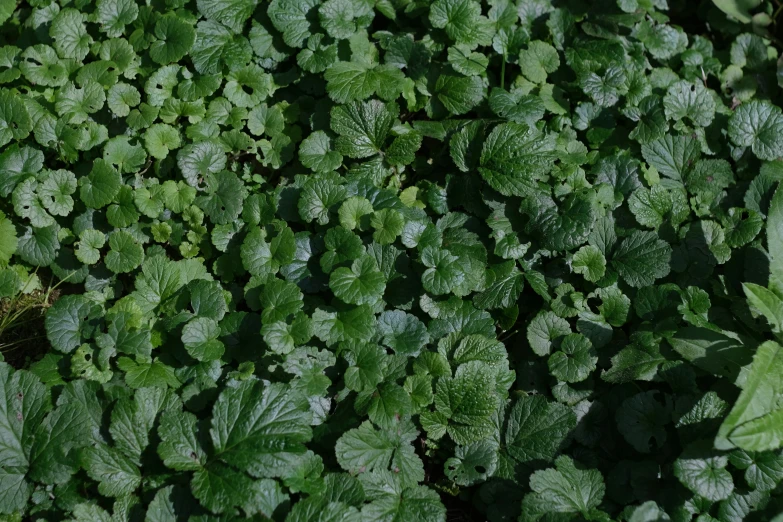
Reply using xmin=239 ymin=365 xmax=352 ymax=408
xmin=0 ymin=335 xmax=46 ymax=352
xmin=500 ymin=54 xmax=506 ymax=90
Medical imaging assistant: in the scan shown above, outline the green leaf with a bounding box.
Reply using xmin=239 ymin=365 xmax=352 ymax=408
xmin=377 ymin=310 xmax=429 ymax=357
xmin=744 ymin=283 xmax=783 ymax=334
xmin=191 ymin=461 xmax=263 ymax=514
xmin=105 ymin=230 xmax=144 ymax=273
xmin=433 ymin=361 xmax=498 ymax=445
xmin=478 ymin=123 xmax=555 ymax=197
xmin=335 ymin=421 xmax=424 ymax=486
xmin=674 ymin=441 xmax=734 ymax=501
xmin=298 ymin=177 xmax=347 ymax=225
xmin=603 ymin=335 xmax=667 ymax=383
xmin=716 ymin=341 xmax=783 ymax=452
xmin=79 ymin=159 xmax=121 ymax=209
xmin=144 ymin=124 xmax=181 ymax=160
xmin=489 ymin=89 xmax=546 ymax=126
xmin=429 ymin=0 xmax=482 ymax=44
xmin=158 ymin=409 xmax=207 ymax=471
xmin=50 ymin=8 xmax=92 ymax=61
xmin=339 ymin=197 xmax=374 ymax=231
xmin=268 ymin=0 xmax=321 ymax=48
xmin=45 ymin=295 xmax=100 ymax=353
xmin=312 ymin=305 xmax=376 ymax=346
xmin=0 ymin=211 xmax=17 ymax=267
xmin=55 ymin=81 xmax=105 ymax=124
xmin=421 ymin=247 xmax=464 ymax=296
xmin=663 ymin=80 xmax=716 ymax=127
xmin=297 ymin=34 xmax=338 ymax=74
xmin=177 ymin=141 xmax=226 ymax=188
xmin=13 ymin=178 xmax=54 ymax=228
xmin=548 ymin=333 xmax=597 ymax=383
xmin=445 ymin=440 xmax=496 ymax=487
xmin=331 ymin=100 xmax=393 ymax=159
xmin=37 ymin=170 xmax=76 ymax=217
xmin=433 ymin=69 xmax=485 ymax=115
xmin=196 ymin=170 xmax=245 ymax=225
xmin=571 ymin=245 xmax=606 ymax=282
xmin=0 ymin=145 xmax=43 ymax=198
xmin=75 ymin=229 xmax=104 ymax=265
xmin=109 ymin=388 xmax=175 ymax=464
xmin=730 ymin=449 xmax=783 ymax=492
xmin=17 ymin=224 xmax=59 ymax=266
xmin=19 ymin=45 xmax=68 ymax=87
xmin=628 ymin=184 xmax=689 ymax=230
xmin=525 ymin=455 xmax=605 ymax=515
xmin=579 ymin=66 xmax=626 ymax=107
xmin=150 ymin=15 xmax=196 ymax=65
xmin=95 ymin=0 xmax=138 ymax=37
xmin=370 ymin=209 xmax=404 ymax=245
xmin=506 ymin=395 xmax=576 ymax=464
xmin=319 ymin=0 xmax=365 ymax=40
xmin=641 ymin=135 xmax=700 ymax=182
xmin=330 ymin=255 xmax=386 ymax=305
xmin=210 ymin=380 xmax=311 ymax=477
xmin=611 ymin=230 xmax=672 ymax=288
xmin=248 ymin=104 xmax=285 ymax=138
xmin=360 ymin=475 xmax=446 ymax=521
xmin=729 ymin=100 xmax=783 ymax=160
xmin=260 ymin=278 xmax=303 ymax=323
xmin=343 ymin=340 xmax=385 ymax=392
xmin=526 ymin=193 xmax=597 ymax=252
xmin=197 ymin=0 xmax=258 ymax=33
xmin=616 ymin=391 xmax=671 ymax=453
xmin=324 ymin=62 xmax=375 ymax=103
xmin=0 ymin=363 xmax=50 ymax=468
xmin=447 ymin=45 xmax=488 ymax=76
xmin=712 ymin=0 xmax=761 ymax=23
xmin=527 ymin=311 xmax=571 ymax=357
xmin=519 ymin=41 xmax=560 ymax=84
xmin=0 ymin=468 xmax=30 ymax=514
xmin=767 ymin=183 xmax=783 ymax=269
xmin=103 ymin=136 xmax=146 ymax=174
xmin=81 ymin=443 xmax=141 ymax=497
xmin=474 ymin=260 xmax=524 ymax=309
xmin=668 ymin=327 xmax=752 ymax=382
xmin=0 ymin=90 xmax=31 ymax=147
xmin=182 ymin=317 xmax=225 ymax=361
xmin=300 ymin=131 xmax=343 ymax=173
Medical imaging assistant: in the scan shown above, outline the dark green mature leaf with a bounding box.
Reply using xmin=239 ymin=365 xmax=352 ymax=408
xmin=616 ymin=391 xmax=671 ymax=453
xmin=674 ymin=442 xmax=734 ymax=502
xmin=611 ymin=231 xmax=672 ymax=288
xmin=45 ymin=295 xmax=100 ymax=353
xmin=478 ymin=123 xmax=555 ymax=197
xmin=668 ymin=327 xmax=752 ymax=382
xmin=210 ymin=380 xmax=312 ymax=477
xmin=729 ymin=101 xmax=783 ymax=161
xmin=525 ymin=456 xmax=605 ymax=516
xmin=336 ymin=420 xmax=424 ymax=487
xmin=506 ymin=395 xmax=576 ymax=464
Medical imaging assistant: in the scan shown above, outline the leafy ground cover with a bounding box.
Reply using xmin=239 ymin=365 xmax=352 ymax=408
xmin=1 ymin=0 xmax=783 ymax=520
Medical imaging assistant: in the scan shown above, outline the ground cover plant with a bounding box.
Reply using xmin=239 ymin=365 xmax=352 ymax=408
xmin=1 ymin=0 xmax=783 ymax=520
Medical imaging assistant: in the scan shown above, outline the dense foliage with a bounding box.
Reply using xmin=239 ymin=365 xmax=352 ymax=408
xmin=1 ymin=0 xmax=783 ymax=520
